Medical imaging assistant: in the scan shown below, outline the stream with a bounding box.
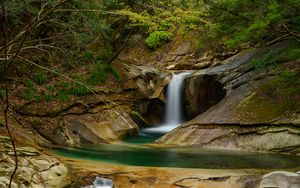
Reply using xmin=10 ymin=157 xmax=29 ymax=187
xmin=53 ymin=135 xmax=300 ymax=169
xmin=52 ymin=72 xmax=300 ymax=170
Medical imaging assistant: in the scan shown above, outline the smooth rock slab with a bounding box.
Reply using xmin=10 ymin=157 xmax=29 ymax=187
xmin=156 ymin=124 xmax=300 ymax=154
xmin=258 ymin=171 xmax=300 ymax=188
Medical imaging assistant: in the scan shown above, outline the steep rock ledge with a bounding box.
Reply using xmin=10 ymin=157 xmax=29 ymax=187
xmin=156 ymin=124 xmax=300 ymax=154
xmin=159 ymin=40 xmax=300 ymax=153
xmin=12 ymin=62 xmax=162 ymax=146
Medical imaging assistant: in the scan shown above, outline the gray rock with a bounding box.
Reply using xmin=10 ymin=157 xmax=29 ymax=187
xmin=0 ymin=149 xmax=71 ymax=188
xmin=156 ymin=124 xmax=300 ymax=153
xmin=258 ymin=171 xmax=300 ymax=188
xmin=159 ymin=40 xmax=300 ymax=153
xmin=192 ymin=61 xmax=212 ymax=69
xmin=170 ymin=41 xmax=192 ymax=56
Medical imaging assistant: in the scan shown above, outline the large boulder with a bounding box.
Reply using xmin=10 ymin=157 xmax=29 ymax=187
xmin=258 ymin=171 xmax=300 ymax=188
xmin=0 ymin=150 xmax=71 ymax=188
xmin=183 ymin=40 xmax=299 ymax=124
xmin=65 ymin=111 xmax=139 ymax=143
xmin=0 ymin=129 xmax=71 ymax=188
xmin=158 ymin=40 xmax=300 ymax=153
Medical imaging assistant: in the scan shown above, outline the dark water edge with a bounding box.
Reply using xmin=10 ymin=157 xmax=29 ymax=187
xmin=52 ymin=143 xmax=300 ymax=169
xmin=123 ymin=131 xmax=163 ymax=144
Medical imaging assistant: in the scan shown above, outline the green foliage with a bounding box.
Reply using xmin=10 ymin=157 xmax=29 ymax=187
xmin=23 ymin=80 xmax=36 ymax=101
xmin=145 ymin=31 xmax=173 ymax=49
xmin=58 ymin=89 xmax=70 ymax=101
xmin=70 ymin=84 xmax=90 ymax=96
xmin=46 ymin=85 xmax=55 ymax=92
xmin=87 ymin=61 xmax=121 ymax=84
xmin=110 ymin=65 xmax=122 ymax=82
xmin=0 ymin=89 xmax=5 ymax=98
xmin=33 ymin=72 xmax=47 ymax=85
xmin=251 ymin=43 xmax=300 ymax=69
xmin=83 ymin=51 xmax=94 ymax=61
xmin=251 ymin=48 xmax=285 ymax=69
xmin=24 ymin=79 xmax=33 ymax=88
xmin=96 ymin=45 xmax=114 ymax=62
xmin=23 ymin=88 xmax=35 ymax=101
xmin=204 ymin=0 xmax=300 ymax=48
xmin=281 ymin=47 xmax=300 ymax=61
xmin=43 ymin=94 xmax=54 ymax=102
xmin=272 ymin=70 xmax=300 ymax=95
xmin=279 ymin=70 xmax=298 ymax=79
xmin=87 ymin=61 xmax=109 ymax=84
xmin=159 ymin=20 xmax=172 ymax=31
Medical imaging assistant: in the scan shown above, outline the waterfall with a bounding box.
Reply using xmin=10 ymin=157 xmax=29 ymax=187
xmin=144 ymin=72 xmax=190 ymax=133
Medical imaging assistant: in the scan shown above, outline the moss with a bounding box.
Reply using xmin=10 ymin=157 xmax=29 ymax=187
xmin=235 ymin=71 xmax=300 ymax=122
xmin=131 ymin=110 xmax=149 ymax=125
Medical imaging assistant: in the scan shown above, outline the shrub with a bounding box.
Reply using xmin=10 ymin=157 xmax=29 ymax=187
xmin=159 ymin=20 xmax=171 ymax=31
xmin=145 ymin=31 xmax=173 ymax=49
xmin=96 ymin=45 xmax=114 ymax=62
xmin=87 ymin=61 xmax=121 ymax=84
xmin=24 ymin=79 xmax=34 ymax=88
xmin=87 ymin=61 xmax=108 ymax=85
xmin=58 ymin=89 xmax=70 ymax=101
xmin=109 ymin=65 xmax=121 ymax=82
xmin=33 ymin=72 xmax=47 ymax=85
xmin=282 ymin=47 xmax=300 ymax=61
xmin=70 ymin=84 xmax=90 ymax=96
xmin=251 ymin=47 xmax=286 ymax=69
xmin=23 ymin=80 xmax=36 ymax=101
xmin=46 ymin=85 xmax=55 ymax=92
xmin=43 ymin=94 xmax=54 ymax=102
xmin=83 ymin=50 xmax=94 ymax=61
xmin=0 ymin=89 xmax=6 ymax=98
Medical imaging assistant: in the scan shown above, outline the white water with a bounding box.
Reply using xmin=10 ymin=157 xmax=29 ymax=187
xmin=144 ymin=72 xmax=190 ymax=133
xmin=83 ymin=177 xmax=113 ymax=188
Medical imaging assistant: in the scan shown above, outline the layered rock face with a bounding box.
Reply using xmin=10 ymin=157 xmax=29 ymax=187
xmin=0 ymin=151 xmax=71 ymax=188
xmin=12 ymin=62 xmax=161 ymax=146
xmin=157 ymin=40 xmax=300 ymax=153
xmin=0 ymin=125 xmax=71 ymax=187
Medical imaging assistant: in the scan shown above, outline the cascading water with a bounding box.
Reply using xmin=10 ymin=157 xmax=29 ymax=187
xmin=143 ymin=72 xmax=190 ymax=133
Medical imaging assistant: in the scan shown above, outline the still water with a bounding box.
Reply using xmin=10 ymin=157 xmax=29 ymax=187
xmin=53 ymin=134 xmax=300 ymax=169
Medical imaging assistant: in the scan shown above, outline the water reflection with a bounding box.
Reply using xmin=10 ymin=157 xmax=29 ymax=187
xmin=54 ymin=143 xmax=300 ymax=169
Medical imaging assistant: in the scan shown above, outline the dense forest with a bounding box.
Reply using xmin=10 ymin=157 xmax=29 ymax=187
xmin=1 ymin=0 xmax=300 ymax=187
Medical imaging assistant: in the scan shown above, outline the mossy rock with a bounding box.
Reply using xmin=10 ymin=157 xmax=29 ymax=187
xmin=235 ymin=71 xmax=300 ymax=123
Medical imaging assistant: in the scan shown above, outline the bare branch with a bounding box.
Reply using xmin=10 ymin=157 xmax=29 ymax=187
xmin=0 ymin=0 xmax=19 ymax=187
xmin=0 ymin=0 xmax=70 ymax=53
